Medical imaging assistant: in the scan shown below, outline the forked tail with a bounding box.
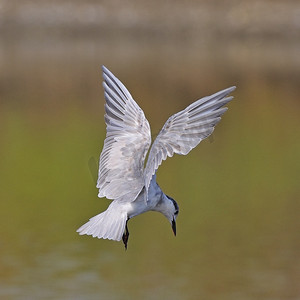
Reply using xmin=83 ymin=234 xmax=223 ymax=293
xmin=77 ymin=202 xmax=127 ymax=241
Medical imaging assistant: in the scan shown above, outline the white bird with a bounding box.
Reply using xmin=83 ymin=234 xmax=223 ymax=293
xmin=77 ymin=66 xmax=235 ymax=249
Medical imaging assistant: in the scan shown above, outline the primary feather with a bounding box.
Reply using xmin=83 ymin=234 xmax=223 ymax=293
xmin=144 ymin=86 xmax=235 ymax=194
xmin=97 ymin=66 xmax=151 ymax=201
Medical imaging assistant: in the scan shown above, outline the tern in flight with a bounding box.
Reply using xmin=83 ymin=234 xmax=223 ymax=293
xmin=77 ymin=66 xmax=235 ymax=249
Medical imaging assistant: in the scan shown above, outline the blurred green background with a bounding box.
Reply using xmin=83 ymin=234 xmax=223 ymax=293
xmin=0 ymin=1 xmax=299 ymax=299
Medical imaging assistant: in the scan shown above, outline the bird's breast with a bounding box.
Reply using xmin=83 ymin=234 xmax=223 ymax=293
xmin=127 ymin=183 xmax=163 ymax=218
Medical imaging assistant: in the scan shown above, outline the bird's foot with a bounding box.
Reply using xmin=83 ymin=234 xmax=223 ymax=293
xmin=122 ymin=219 xmax=130 ymax=250
xmin=122 ymin=232 xmax=129 ymax=250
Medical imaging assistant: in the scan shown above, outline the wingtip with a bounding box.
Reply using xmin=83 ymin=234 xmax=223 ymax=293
xmin=219 ymin=86 xmax=236 ymax=100
xmin=226 ymin=86 xmax=236 ymax=93
xmin=102 ymin=66 xmax=113 ymax=85
xmin=101 ymin=66 xmax=117 ymax=84
xmin=102 ymin=65 xmax=108 ymax=74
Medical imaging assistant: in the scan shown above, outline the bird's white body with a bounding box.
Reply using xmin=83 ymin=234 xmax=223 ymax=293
xmin=77 ymin=66 xmax=235 ymax=248
xmin=77 ymin=175 xmax=173 ymax=242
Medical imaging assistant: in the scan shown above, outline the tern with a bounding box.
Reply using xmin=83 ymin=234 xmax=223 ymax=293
xmin=77 ymin=66 xmax=235 ymax=249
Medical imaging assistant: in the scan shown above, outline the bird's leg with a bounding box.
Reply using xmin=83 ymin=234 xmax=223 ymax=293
xmin=122 ymin=219 xmax=130 ymax=250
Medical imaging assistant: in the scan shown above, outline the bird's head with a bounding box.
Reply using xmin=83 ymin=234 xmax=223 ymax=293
xmin=164 ymin=195 xmax=179 ymax=236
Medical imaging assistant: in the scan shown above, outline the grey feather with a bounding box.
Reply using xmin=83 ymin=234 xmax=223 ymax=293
xmin=144 ymin=86 xmax=236 ymax=195
xmin=97 ymin=66 xmax=151 ymax=201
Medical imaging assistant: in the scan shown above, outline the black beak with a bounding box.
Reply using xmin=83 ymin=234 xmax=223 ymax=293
xmin=172 ymin=218 xmax=176 ymax=236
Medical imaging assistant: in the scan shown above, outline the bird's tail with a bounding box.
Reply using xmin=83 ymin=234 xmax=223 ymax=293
xmin=77 ymin=202 xmax=127 ymax=241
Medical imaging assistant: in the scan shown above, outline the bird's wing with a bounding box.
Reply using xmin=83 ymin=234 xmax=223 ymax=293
xmin=144 ymin=86 xmax=236 ymax=194
xmin=97 ymin=66 xmax=151 ymax=201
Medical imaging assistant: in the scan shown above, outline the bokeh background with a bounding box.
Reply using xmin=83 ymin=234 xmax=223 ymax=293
xmin=0 ymin=1 xmax=299 ymax=299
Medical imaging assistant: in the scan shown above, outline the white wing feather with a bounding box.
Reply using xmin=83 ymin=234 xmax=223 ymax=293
xmin=144 ymin=86 xmax=236 ymax=193
xmin=97 ymin=66 xmax=151 ymax=201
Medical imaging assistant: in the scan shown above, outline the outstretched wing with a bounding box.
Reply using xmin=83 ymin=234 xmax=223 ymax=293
xmin=97 ymin=66 xmax=151 ymax=201
xmin=144 ymin=86 xmax=236 ymax=192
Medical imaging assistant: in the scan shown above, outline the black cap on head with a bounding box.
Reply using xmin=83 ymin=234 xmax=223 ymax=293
xmin=166 ymin=195 xmax=179 ymax=215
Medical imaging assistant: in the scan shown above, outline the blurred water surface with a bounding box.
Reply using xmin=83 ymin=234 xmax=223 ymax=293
xmin=0 ymin=1 xmax=300 ymax=299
